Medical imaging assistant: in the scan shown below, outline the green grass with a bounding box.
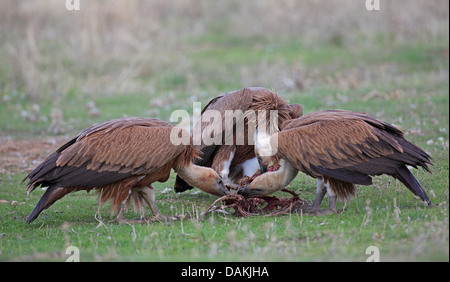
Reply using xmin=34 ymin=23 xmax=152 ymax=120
xmin=1 ymin=168 xmax=448 ymax=261
xmin=0 ymin=1 xmax=448 ymax=262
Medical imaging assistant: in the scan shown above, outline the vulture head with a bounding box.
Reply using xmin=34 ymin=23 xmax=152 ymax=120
xmin=204 ymin=171 xmax=229 ymax=196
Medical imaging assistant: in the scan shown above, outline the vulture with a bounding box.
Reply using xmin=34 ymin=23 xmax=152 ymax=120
xmin=239 ymin=110 xmax=432 ymax=213
xmin=174 ymin=87 xmax=303 ymax=193
xmin=23 ymin=117 xmax=227 ymax=223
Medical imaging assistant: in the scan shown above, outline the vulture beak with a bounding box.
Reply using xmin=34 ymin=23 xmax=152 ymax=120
xmin=217 ymin=178 xmax=229 ymax=196
xmin=257 ymin=156 xmax=268 ymax=174
xmin=237 ymin=186 xmax=262 ymax=197
xmin=237 ymin=186 xmax=250 ymax=197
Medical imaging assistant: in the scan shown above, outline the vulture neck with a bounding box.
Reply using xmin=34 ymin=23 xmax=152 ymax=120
xmin=175 ymin=163 xmax=222 ymax=196
xmin=250 ymin=160 xmax=299 ymax=195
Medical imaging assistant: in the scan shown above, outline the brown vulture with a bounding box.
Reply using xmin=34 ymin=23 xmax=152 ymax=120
xmin=239 ymin=110 xmax=432 ymax=212
xmin=23 ymin=117 xmax=227 ymax=223
xmin=174 ymin=87 xmax=303 ymax=193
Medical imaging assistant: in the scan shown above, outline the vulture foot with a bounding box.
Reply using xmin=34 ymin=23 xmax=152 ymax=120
xmin=299 ymin=195 xmax=340 ymax=215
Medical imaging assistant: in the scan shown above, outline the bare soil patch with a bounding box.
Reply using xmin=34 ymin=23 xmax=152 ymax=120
xmin=0 ymin=136 xmax=66 ymax=175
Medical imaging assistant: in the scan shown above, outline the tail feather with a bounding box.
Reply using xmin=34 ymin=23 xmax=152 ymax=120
xmin=395 ymin=166 xmax=431 ymax=206
xmin=396 ymin=138 xmax=432 ymax=173
xmin=324 ymin=177 xmax=356 ymax=201
xmin=23 ymin=153 xmax=59 ymax=193
xmin=27 ymin=185 xmax=73 ymax=223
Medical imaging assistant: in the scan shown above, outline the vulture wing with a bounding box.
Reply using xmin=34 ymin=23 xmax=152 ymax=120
xmin=174 ymin=88 xmax=254 ymax=193
xmin=196 ymin=87 xmax=292 ymax=162
xmin=174 ymin=87 xmax=294 ymax=193
xmin=24 ymin=117 xmax=188 ymax=192
xmin=275 ymin=110 xmax=432 ymax=186
xmin=195 ymin=87 xmax=254 ymax=162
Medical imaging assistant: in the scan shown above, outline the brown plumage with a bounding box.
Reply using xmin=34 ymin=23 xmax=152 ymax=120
xmin=24 ymin=117 xmax=227 ymax=223
xmin=239 ymin=110 xmax=432 ymax=212
xmin=286 ymin=103 xmax=303 ymax=121
xmin=174 ymin=87 xmax=302 ymax=193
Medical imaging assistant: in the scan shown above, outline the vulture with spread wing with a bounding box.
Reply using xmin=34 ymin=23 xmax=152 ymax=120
xmin=174 ymin=87 xmax=303 ymax=193
xmin=239 ymin=110 xmax=432 ymax=212
xmin=24 ymin=117 xmax=227 ymax=223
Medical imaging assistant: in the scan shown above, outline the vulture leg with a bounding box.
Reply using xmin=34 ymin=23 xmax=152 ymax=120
xmin=327 ymin=194 xmax=338 ymax=213
xmin=140 ymin=186 xmax=165 ymax=221
xmin=325 ymin=181 xmax=338 ymax=213
xmin=116 ymin=202 xmax=126 ymax=221
xmin=310 ymin=178 xmax=327 ymax=212
xmin=115 ymin=186 xmax=176 ymax=224
xmin=308 ymin=179 xmax=338 ymax=215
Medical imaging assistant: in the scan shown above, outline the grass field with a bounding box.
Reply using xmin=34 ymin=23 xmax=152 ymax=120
xmin=0 ymin=0 xmax=449 ymax=262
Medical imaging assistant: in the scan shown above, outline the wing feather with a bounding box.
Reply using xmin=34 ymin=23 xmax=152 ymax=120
xmin=195 ymin=88 xmax=254 ymax=164
xmin=275 ymin=111 xmax=402 ymax=178
xmin=56 ymin=118 xmax=187 ymax=176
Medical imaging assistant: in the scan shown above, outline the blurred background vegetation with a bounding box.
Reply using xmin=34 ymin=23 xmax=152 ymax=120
xmin=0 ymin=0 xmax=448 ymax=137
